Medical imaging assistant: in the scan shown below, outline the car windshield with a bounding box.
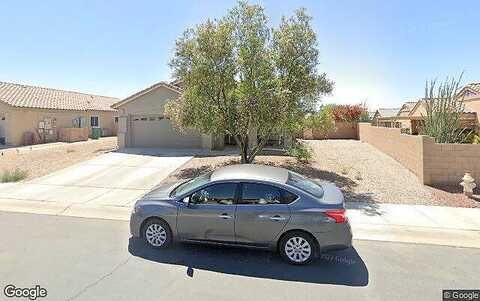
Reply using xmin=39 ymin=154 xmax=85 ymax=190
xmin=287 ymin=172 xmax=324 ymax=198
xmin=170 ymin=172 xmax=212 ymax=197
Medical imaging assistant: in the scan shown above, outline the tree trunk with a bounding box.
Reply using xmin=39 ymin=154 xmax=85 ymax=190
xmin=238 ymin=136 xmax=249 ymax=164
xmin=235 ymin=134 xmax=268 ymax=164
xmin=245 ymin=137 xmax=267 ymax=163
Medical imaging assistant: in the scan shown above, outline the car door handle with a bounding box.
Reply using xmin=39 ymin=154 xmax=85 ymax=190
xmin=269 ymin=215 xmax=286 ymax=221
xmin=218 ymin=213 xmax=233 ymax=219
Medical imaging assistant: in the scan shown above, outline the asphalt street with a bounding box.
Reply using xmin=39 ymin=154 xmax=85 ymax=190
xmin=0 ymin=211 xmax=478 ymax=301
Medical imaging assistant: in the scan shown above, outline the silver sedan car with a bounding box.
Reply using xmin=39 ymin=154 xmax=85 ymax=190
xmin=130 ymin=164 xmax=352 ymax=265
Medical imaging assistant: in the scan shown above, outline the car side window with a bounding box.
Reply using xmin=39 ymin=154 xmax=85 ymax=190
xmin=239 ymin=183 xmax=297 ymax=205
xmin=190 ymin=183 xmax=237 ymax=205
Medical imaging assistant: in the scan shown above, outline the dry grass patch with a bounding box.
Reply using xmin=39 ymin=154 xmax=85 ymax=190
xmin=1 ymin=168 xmax=28 ymax=183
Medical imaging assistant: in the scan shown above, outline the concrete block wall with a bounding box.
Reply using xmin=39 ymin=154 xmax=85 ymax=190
xmin=422 ymin=139 xmax=480 ymax=185
xmin=358 ymin=122 xmax=425 ymax=182
xmin=304 ymin=122 xmax=358 ymax=140
xmin=358 ymin=122 xmax=480 ymax=185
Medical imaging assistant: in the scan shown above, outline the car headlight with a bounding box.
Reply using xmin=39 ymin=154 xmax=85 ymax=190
xmin=132 ymin=204 xmax=142 ymax=214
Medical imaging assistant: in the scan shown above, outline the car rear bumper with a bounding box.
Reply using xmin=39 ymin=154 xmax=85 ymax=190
xmin=313 ymin=221 xmax=352 ymax=253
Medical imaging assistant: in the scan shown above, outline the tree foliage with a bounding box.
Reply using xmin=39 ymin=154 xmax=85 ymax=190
xmin=304 ymin=104 xmax=336 ymax=136
xmin=166 ymin=1 xmax=333 ymax=163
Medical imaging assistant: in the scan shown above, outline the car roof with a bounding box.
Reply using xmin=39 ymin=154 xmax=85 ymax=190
xmin=210 ymin=164 xmax=289 ymax=184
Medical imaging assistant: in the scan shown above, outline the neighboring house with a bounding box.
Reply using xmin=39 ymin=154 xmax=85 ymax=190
xmin=457 ymin=82 xmax=480 ymax=128
xmin=405 ymin=82 xmax=480 ymax=134
xmin=371 ymin=108 xmax=401 ymax=128
xmin=408 ymin=98 xmax=477 ymax=134
xmin=367 ymin=111 xmax=376 ymax=121
xmin=395 ymin=101 xmax=417 ymax=132
xmin=0 ymin=82 xmax=119 ymax=146
xmin=113 ymin=81 xmax=223 ymax=150
xmin=371 ymin=82 xmax=480 ymax=135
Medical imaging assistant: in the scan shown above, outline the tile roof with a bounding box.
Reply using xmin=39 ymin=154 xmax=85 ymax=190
xmin=0 ymin=81 xmax=119 ymax=111
xmin=397 ymin=101 xmax=418 ymax=117
xmin=377 ymin=108 xmax=400 ymax=118
xmin=464 ymin=82 xmax=480 ymax=94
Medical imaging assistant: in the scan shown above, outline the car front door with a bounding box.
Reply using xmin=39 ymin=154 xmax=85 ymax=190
xmin=234 ymin=182 xmax=296 ymax=247
xmin=177 ymin=182 xmax=238 ymax=243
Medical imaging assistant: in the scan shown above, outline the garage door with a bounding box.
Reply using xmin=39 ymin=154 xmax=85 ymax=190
xmin=131 ymin=115 xmax=202 ymax=148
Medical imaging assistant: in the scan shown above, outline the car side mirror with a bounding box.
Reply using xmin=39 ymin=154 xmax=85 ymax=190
xmin=182 ymin=196 xmax=190 ymax=206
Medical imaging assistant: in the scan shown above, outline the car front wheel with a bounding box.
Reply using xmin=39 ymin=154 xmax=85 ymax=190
xmin=142 ymin=218 xmax=172 ymax=248
xmin=279 ymin=231 xmax=316 ymax=265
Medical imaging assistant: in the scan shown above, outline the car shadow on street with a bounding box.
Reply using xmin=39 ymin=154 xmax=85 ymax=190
xmin=128 ymin=238 xmax=368 ymax=286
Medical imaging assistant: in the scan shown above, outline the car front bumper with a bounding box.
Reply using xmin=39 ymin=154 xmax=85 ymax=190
xmin=130 ymin=211 xmax=143 ymax=238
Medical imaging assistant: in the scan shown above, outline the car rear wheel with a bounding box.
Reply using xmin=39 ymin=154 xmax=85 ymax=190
xmin=279 ymin=231 xmax=316 ymax=265
xmin=142 ymin=218 xmax=172 ymax=248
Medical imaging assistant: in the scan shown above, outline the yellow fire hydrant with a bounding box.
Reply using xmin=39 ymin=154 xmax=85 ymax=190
xmin=460 ymin=173 xmax=476 ymax=198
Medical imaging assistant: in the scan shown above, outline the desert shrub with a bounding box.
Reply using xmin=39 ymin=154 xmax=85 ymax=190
xmin=1 ymin=168 xmax=28 ymax=183
xmin=472 ymin=134 xmax=480 ymax=144
xmin=286 ymin=141 xmax=313 ymax=163
xmin=420 ymin=75 xmax=472 ymax=143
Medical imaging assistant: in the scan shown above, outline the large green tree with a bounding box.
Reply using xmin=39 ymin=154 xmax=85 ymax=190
xmin=166 ymin=1 xmax=333 ymax=163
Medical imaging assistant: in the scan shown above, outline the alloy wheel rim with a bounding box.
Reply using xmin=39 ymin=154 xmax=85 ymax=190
xmin=285 ymin=237 xmax=312 ymax=263
xmin=145 ymin=224 xmax=167 ymax=247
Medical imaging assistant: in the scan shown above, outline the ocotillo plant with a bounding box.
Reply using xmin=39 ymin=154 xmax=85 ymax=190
xmin=420 ymin=75 xmax=471 ymax=143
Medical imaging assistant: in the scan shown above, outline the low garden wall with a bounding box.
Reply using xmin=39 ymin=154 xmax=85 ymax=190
xmin=303 ymin=122 xmax=358 ymax=140
xmin=358 ymin=123 xmax=480 ymax=185
xmin=58 ymin=128 xmax=89 ymax=143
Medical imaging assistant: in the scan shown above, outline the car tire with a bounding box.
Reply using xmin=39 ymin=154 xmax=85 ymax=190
xmin=279 ymin=231 xmax=316 ymax=265
xmin=142 ymin=218 xmax=172 ymax=249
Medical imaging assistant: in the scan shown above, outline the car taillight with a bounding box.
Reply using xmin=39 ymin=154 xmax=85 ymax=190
xmin=324 ymin=209 xmax=347 ymax=223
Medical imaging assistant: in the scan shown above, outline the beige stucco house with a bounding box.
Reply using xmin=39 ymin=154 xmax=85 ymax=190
xmin=0 ymin=82 xmax=119 ymax=146
xmin=113 ymin=81 xmax=223 ymax=150
xmin=458 ymin=82 xmax=480 ymax=126
xmin=371 ymin=108 xmax=401 ymax=128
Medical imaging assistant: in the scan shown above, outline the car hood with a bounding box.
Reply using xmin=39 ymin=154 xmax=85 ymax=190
xmin=141 ymin=181 xmax=183 ymax=200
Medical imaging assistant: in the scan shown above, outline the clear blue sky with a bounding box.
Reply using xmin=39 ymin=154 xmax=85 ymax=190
xmin=1 ymin=0 xmax=479 ymax=109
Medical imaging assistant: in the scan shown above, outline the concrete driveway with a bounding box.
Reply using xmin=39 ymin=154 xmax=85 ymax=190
xmin=0 ymin=150 xmax=192 ymax=219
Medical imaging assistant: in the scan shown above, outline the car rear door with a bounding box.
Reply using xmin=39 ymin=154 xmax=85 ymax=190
xmin=234 ymin=182 xmax=296 ymax=247
xmin=177 ymin=182 xmax=238 ymax=243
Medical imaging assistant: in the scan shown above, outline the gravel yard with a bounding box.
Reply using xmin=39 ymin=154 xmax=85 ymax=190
xmin=0 ymin=137 xmax=117 ymax=181
xmin=164 ymin=140 xmax=480 ymax=208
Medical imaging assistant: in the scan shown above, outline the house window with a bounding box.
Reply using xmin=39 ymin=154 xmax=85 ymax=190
xmin=114 ymin=117 xmax=119 ymax=123
xmin=90 ymin=116 xmax=99 ymax=127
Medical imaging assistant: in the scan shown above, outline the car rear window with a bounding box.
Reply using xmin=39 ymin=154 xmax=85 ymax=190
xmin=287 ymin=172 xmax=324 ymax=198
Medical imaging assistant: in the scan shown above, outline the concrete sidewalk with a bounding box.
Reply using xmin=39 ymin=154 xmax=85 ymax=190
xmin=346 ymin=202 xmax=480 ymax=248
